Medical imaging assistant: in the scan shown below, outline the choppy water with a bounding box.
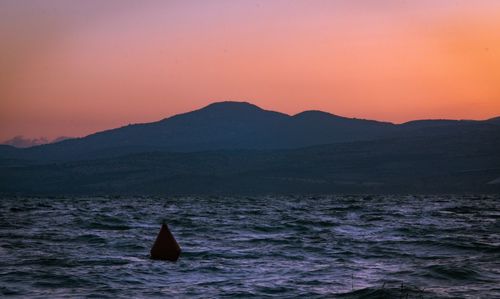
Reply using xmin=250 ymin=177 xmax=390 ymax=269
xmin=1 ymin=195 xmax=499 ymax=298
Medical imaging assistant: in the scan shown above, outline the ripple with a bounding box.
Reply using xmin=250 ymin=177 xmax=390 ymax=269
xmin=423 ymin=264 xmax=481 ymax=280
xmin=0 ymin=195 xmax=499 ymax=298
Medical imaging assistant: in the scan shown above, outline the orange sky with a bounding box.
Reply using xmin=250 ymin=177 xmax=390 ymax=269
xmin=1 ymin=0 xmax=500 ymax=141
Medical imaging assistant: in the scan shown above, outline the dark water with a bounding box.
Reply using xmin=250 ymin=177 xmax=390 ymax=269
xmin=1 ymin=195 xmax=499 ymax=298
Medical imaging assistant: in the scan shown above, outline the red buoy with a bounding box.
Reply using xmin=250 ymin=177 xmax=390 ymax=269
xmin=150 ymin=223 xmax=181 ymax=261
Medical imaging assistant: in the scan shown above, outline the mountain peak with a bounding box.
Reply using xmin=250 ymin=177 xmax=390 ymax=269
xmin=293 ymin=110 xmax=342 ymax=119
xmin=201 ymin=101 xmax=263 ymax=112
xmin=159 ymin=101 xmax=287 ymax=124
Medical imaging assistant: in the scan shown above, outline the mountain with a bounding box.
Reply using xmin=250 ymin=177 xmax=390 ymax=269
xmin=6 ymin=101 xmax=497 ymax=163
xmin=1 ymin=123 xmax=499 ymax=194
xmin=1 ymin=101 xmax=499 ymax=194
xmin=487 ymin=116 xmax=500 ymax=125
xmin=0 ymin=145 xmax=17 ymax=157
xmin=1 ymin=101 xmax=398 ymax=161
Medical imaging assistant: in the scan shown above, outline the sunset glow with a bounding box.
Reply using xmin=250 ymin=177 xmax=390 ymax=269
xmin=1 ymin=0 xmax=500 ymax=141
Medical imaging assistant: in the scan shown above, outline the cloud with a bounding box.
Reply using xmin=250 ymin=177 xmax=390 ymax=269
xmin=2 ymin=135 xmax=71 ymax=148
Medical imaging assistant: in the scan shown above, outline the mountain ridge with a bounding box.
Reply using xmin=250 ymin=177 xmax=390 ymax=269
xmin=5 ymin=101 xmax=498 ymax=149
xmin=2 ymin=125 xmax=499 ymax=194
xmin=1 ymin=101 xmax=499 ymax=163
xmin=1 ymin=101 xmax=499 ymax=194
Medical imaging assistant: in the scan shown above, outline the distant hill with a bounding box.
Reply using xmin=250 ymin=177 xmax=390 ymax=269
xmin=1 ymin=123 xmax=499 ymax=194
xmin=0 ymin=145 xmax=17 ymax=156
xmin=487 ymin=116 xmax=500 ymax=125
xmin=1 ymin=101 xmax=497 ymax=162
xmin=0 ymin=101 xmax=499 ymax=194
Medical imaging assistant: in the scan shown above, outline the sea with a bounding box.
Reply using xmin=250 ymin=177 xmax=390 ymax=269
xmin=1 ymin=195 xmax=499 ymax=298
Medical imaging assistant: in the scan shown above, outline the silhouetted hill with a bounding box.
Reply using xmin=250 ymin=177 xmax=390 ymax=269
xmin=0 ymin=102 xmax=390 ymax=161
xmin=285 ymin=110 xmax=395 ymax=147
xmin=0 ymin=101 xmax=499 ymax=194
xmin=487 ymin=116 xmax=500 ymax=125
xmin=4 ymin=101 xmax=497 ymax=163
xmin=0 ymin=144 xmax=16 ymax=152
xmin=0 ymin=145 xmax=18 ymax=161
xmin=400 ymin=119 xmax=470 ymax=129
xmin=1 ymin=123 xmax=499 ymax=194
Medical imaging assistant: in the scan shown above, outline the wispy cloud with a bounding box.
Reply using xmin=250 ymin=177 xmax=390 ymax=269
xmin=2 ymin=136 xmax=71 ymax=148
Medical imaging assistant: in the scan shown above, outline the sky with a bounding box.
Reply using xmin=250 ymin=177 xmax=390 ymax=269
xmin=1 ymin=0 xmax=500 ymax=141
